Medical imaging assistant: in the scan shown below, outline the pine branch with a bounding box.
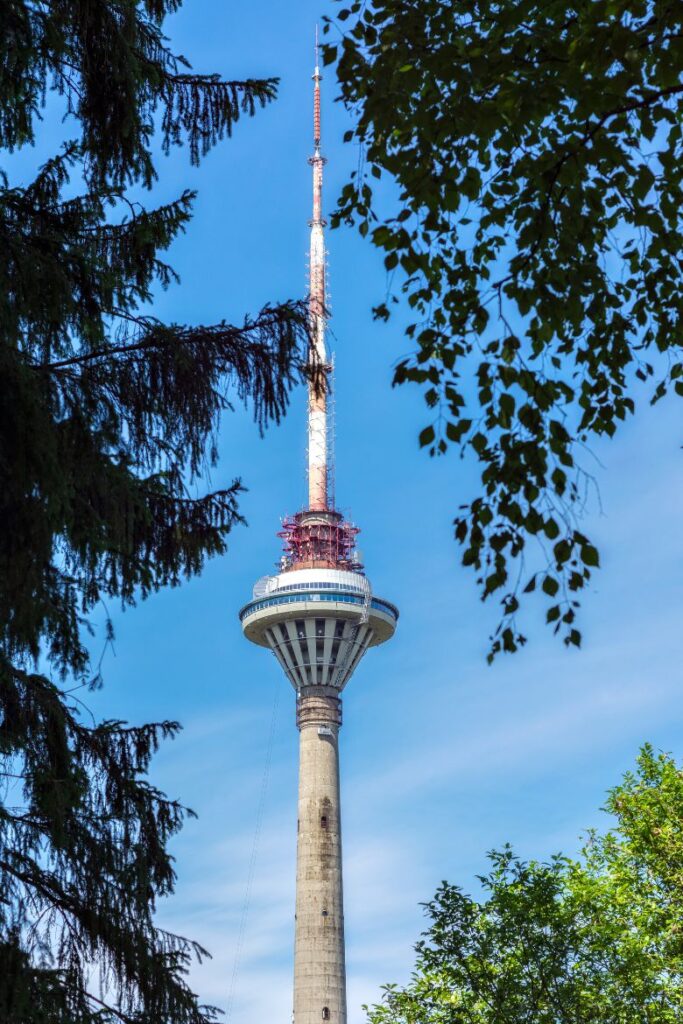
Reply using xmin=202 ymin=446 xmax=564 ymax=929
xmin=38 ymin=305 xmax=303 ymax=372
xmin=83 ymin=991 xmax=136 ymax=1024
xmin=160 ymin=74 xmax=279 ymax=164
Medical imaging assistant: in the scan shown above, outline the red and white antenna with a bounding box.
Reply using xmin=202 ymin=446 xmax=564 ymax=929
xmin=277 ymin=34 xmax=362 ymax=571
xmin=307 ymin=26 xmax=329 ymax=512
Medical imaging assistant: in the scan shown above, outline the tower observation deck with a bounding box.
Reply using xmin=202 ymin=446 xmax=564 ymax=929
xmin=239 ymin=34 xmax=397 ymax=1024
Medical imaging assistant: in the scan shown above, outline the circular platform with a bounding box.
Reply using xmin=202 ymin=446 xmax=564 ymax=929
xmin=239 ymin=568 xmax=398 ymax=690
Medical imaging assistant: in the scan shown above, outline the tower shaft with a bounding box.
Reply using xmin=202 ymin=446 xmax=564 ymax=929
xmin=294 ymin=690 xmax=346 ymax=1024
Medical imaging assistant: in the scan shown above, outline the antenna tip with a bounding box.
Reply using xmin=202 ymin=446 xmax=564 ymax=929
xmin=314 ymin=24 xmax=321 ymax=76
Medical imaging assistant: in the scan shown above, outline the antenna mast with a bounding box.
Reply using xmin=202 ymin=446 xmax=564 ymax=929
xmin=276 ymin=31 xmax=361 ymax=571
xmin=308 ymin=27 xmax=329 ymax=511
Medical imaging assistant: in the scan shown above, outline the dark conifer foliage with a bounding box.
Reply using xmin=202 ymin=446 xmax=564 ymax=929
xmin=0 ymin=3 xmax=309 ymax=1021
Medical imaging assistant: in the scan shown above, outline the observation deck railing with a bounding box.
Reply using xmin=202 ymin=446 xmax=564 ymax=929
xmin=239 ymin=590 xmax=399 ymax=624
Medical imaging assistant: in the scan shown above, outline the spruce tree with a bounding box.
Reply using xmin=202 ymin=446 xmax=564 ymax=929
xmin=0 ymin=3 xmax=309 ymax=1021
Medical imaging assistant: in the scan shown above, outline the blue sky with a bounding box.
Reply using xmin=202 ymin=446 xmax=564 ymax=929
xmin=12 ymin=1 xmax=683 ymax=1021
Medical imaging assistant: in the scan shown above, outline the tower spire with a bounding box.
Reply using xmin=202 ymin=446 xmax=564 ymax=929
xmin=308 ymin=28 xmax=328 ymax=512
xmin=313 ymin=25 xmax=321 ymax=150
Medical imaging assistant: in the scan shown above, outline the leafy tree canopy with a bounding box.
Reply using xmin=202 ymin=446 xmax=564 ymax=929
xmin=325 ymin=0 xmax=683 ymax=659
xmin=367 ymin=746 xmax=683 ymax=1024
xmin=1 ymin=2 xmax=309 ymax=1021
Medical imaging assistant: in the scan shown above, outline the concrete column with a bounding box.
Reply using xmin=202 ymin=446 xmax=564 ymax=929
xmin=294 ymin=687 xmax=346 ymax=1024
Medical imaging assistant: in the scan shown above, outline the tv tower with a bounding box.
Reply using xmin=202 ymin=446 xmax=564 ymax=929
xmin=239 ymin=34 xmax=398 ymax=1024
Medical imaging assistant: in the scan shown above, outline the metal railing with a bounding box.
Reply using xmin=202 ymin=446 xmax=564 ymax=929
xmin=239 ymin=591 xmax=398 ymax=623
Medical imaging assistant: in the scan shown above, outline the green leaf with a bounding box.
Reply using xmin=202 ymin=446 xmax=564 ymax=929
xmin=554 ymin=539 xmax=572 ymax=565
xmin=461 ymin=166 xmax=482 ymax=201
xmin=544 ymin=519 xmax=560 ymax=540
xmin=419 ymin=425 xmax=435 ymax=448
xmin=446 ymin=419 xmax=471 ymax=442
xmin=580 ymin=545 xmax=600 ymax=568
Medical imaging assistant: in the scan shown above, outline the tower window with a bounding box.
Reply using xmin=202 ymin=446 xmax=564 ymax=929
xmin=322 ymin=1009 xmax=330 ymax=1021
xmin=315 ymin=618 xmax=326 ymax=638
xmin=320 ymin=815 xmax=328 ymax=829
